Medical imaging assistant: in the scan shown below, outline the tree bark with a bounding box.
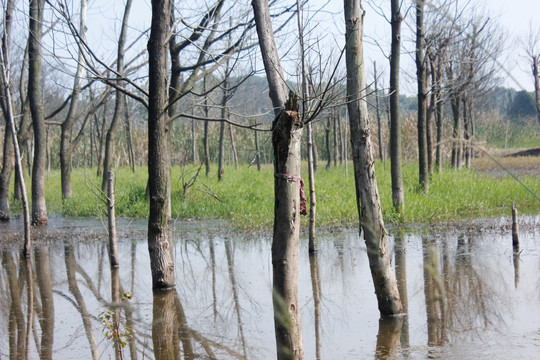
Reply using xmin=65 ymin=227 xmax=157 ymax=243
xmin=415 ymin=0 xmax=429 ymax=192
xmin=389 ymin=0 xmax=404 ymax=214
xmin=253 ymin=0 xmax=304 ymax=358
xmin=254 ymin=126 xmax=261 ymax=171
xmin=203 ymin=75 xmax=211 ymax=177
xmin=229 ymin=123 xmax=239 ymax=169
xmin=374 ymin=61 xmax=384 ymax=161
xmin=426 ymin=57 xmax=434 ymax=175
xmin=28 ymin=0 xmax=47 ymax=225
xmin=325 ymin=118 xmax=332 ymax=169
xmin=344 ymin=0 xmax=403 ymax=316
xmin=147 ymin=0 xmax=175 ymax=290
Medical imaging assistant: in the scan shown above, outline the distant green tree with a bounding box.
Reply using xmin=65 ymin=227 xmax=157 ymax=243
xmin=509 ymin=90 xmax=537 ymax=119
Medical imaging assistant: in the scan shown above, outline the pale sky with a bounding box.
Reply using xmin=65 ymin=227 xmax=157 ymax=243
xmin=83 ymin=0 xmax=540 ymax=94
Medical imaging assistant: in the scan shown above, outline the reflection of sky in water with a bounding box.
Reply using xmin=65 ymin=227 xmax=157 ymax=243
xmin=1 ymin=217 xmax=539 ymax=359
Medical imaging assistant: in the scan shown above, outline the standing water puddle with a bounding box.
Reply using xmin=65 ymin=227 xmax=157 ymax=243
xmin=1 ymin=217 xmax=540 ymax=359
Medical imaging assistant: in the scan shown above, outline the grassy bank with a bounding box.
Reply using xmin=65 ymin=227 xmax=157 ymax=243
xmin=10 ymin=161 xmax=540 ymax=229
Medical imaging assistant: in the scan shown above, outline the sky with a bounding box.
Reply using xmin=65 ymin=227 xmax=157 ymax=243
xmin=80 ymin=0 xmax=540 ymax=94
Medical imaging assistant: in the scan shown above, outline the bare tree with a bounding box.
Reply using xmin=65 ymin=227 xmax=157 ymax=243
xmin=389 ymin=0 xmax=404 ymax=214
xmin=147 ymin=0 xmax=175 ymax=289
xmin=252 ymin=0 xmax=304 ymax=357
xmin=28 ymin=0 xmax=48 ymax=225
xmin=344 ymin=0 xmax=403 ymax=316
xmin=416 ymin=0 xmax=429 ymax=192
xmin=101 ymin=0 xmax=133 ymax=193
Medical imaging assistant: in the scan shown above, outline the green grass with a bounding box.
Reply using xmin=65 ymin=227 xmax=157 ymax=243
xmin=9 ymin=161 xmax=540 ymax=229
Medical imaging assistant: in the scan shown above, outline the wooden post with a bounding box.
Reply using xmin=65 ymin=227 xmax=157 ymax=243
xmin=108 ymin=171 xmax=119 ymax=267
xmin=512 ymin=202 xmax=519 ymax=250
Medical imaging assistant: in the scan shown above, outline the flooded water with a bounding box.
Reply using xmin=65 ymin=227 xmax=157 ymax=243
xmin=1 ymin=217 xmax=540 ymax=359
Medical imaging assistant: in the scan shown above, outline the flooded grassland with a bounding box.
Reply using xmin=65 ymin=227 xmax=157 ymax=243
xmin=1 ymin=216 xmax=540 ymax=359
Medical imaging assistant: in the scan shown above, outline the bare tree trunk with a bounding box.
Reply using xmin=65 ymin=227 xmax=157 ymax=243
xmin=28 ymin=0 xmax=47 ymax=225
xmin=254 ymin=126 xmax=261 ymax=171
xmin=463 ymin=97 xmax=471 ymax=168
xmin=333 ymin=109 xmax=338 ymax=167
xmin=229 ymin=123 xmax=239 ymax=169
xmin=147 ymin=0 xmax=175 ymax=290
xmin=325 ymin=118 xmax=332 ymax=169
xmin=434 ymin=56 xmax=443 ymax=172
xmin=313 ymin=124 xmax=319 ymax=172
xmin=253 ymin=0 xmax=304 ymax=358
xmin=203 ymin=75 xmax=211 ymax=177
xmin=0 ymin=34 xmax=31 ymax=252
xmin=125 ymin=97 xmax=136 ymax=172
xmin=107 ymin=171 xmax=119 ymax=267
xmin=415 ymin=0 xmax=429 ymax=192
xmin=344 ymin=0 xmax=403 ymax=316
xmin=389 ymin=0 xmax=404 ymax=214
xmin=338 ymin=111 xmax=344 ymax=165
xmin=60 ymin=0 xmax=87 ymax=199
xmin=192 ymin=119 xmax=198 ymax=164
xmin=218 ymin=120 xmax=225 ymax=180
xmin=374 ymin=61 xmax=384 ymax=161
xmin=426 ymin=57 xmax=434 ymax=175
xmin=450 ymin=92 xmax=461 ymax=169
xmin=297 ymin=0 xmax=316 ymax=252
xmin=102 ymin=0 xmax=132 ymax=193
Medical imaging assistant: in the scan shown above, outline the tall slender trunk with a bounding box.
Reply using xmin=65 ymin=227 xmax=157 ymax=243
xmin=333 ymin=110 xmax=338 ymax=167
xmin=147 ymin=0 xmax=174 ymax=290
xmin=389 ymin=0 xmax=404 ymax=214
xmin=344 ymin=0 xmax=402 ymax=316
xmin=192 ymin=119 xmax=198 ymax=164
xmin=434 ymin=55 xmax=443 ymax=172
xmin=203 ymin=76 xmax=211 ymax=177
xmin=125 ymin=97 xmax=136 ymax=172
xmin=297 ymin=0 xmax=316 ymax=251
xmin=374 ymin=61 xmax=383 ymax=161
xmin=102 ymin=0 xmax=132 ymax=193
xmin=218 ymin=74 xmax=228 ymax=181
xmin=28 ymin=0 xmax=47 ymax=225
xmin=325 ymin=118 xmax=331 ymax=169
xmin=426 ymin=57 xmax=434 ymax=175
xmin=253 ymin=0 xmax=304 ymax=357
xmin=415 ymin=0 xmax=428 ymax=192
xmin=463 ymin=97 xmax=472 ymax=168
xmin=450 ymin=92 xmax=461 ymax=169
xmin=229 ymin=123 xmax=239 ymax=169
xmin=337 ymin=111 xmax=344 ymax=165
xmin=60 ymin=0 xmax=87 ymax=199
xmin=0 ymin=0 xmax=15 ymax=221
xmin=254 ymin=126 xmax=261 ymax=171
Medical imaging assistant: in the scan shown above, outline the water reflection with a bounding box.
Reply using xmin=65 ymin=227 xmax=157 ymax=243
xmin=0 ymin=218 xmax=539 ymax=359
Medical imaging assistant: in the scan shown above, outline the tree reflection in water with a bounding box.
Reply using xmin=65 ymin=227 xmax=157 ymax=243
xmin=0 ymin=219 xmax=539 ymax=359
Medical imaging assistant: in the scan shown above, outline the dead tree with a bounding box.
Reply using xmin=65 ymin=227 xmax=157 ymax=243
xmin=344 ymin=0 xmax=403 ymax=316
